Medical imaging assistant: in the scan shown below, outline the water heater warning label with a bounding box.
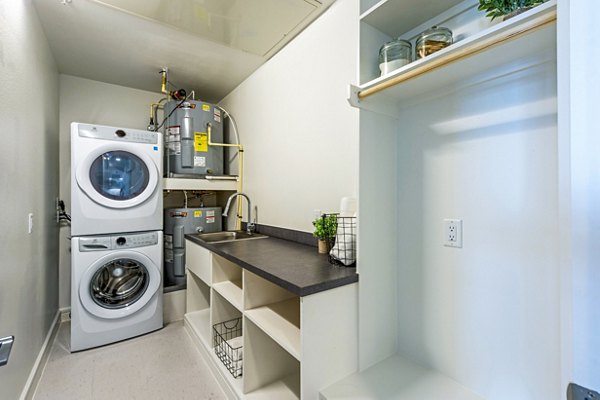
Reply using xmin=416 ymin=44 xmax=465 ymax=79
xmin=194 ymin=132 xmax=208 ymax=152
xmin=194 ymin=211 xmax=203 ymax=218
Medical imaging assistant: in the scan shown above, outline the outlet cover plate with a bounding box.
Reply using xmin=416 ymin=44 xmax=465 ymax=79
xmin=444 ymin=219 xmax=462 ymax=248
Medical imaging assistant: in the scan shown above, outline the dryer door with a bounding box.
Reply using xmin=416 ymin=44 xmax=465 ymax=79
xmin=79 ymin=251 xmax=161 ymax=320
xmin=76 ymin=145 xmax=159 ymax=209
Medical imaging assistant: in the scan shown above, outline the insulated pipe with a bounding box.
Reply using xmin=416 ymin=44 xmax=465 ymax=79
xmin=149 ymin=98 xmax=167 ymax=130
xmin=207 ymin=122 xmax=245 ymax=230
xmin=160 ymin=67 xmax=168 ymax=94
xmin=180 ymin=107 xmax=194 ymax=168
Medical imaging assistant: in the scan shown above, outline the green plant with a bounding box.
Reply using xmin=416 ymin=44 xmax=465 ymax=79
xmin=312 ymin=214 xmax=337 ymax=240
xmin=478 ymin=0 xmax=546 ymax=20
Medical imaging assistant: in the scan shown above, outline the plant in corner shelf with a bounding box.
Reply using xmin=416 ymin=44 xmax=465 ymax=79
xmin=478 ymin=0 xmax=547 ymax=20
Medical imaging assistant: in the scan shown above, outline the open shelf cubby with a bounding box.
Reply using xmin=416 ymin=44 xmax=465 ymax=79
xmin=243 ymin=318 xmax=301 ymax=400
xmin=185 ymin=271 xmax=211 ymax=346
xmin=212 ymin=254 xmax=243 ymax=311
xmin=244 ymin=270 xmax=300 ymax=360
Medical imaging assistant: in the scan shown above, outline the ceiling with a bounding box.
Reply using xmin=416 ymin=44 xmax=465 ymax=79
xmin=33 ymin=0 xmax=334 ymax=102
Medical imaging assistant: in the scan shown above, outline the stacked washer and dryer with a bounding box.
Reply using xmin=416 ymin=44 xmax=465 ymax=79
xmin=70 ymin=123 xmax=163 ymax=352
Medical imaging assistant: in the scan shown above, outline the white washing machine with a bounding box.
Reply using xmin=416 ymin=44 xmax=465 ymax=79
xmin=71 ymin=122 xmax=162 ymax=236
xmin=71 ymin=231 xmax=163 ymax=352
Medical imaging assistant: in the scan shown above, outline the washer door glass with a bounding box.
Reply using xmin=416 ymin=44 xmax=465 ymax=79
xmin=89 ymin=151 xmax=150 ymax=201
xmin=90 ymin=258 xmax=150 ymax=309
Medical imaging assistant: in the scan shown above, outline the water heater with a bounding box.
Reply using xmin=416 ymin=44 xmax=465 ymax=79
xmin=164 ymin=100 xmax=224 ymax=177
xmin=163 ymin=207 xmax=222 ymax=290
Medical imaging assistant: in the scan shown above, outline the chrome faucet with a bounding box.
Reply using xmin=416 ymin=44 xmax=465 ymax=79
xmin=223 ymin=192 xmax=255 ymax=235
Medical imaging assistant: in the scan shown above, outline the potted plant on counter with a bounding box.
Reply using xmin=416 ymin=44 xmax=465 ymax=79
xmin=478 ymin=0 xmax=547 ymax=20
xmin=312 ymin=214 xmax=337 ymax=254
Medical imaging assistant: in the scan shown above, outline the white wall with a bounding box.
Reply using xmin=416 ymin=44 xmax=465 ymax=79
xmin=0 ymin=1 xmax=59 ymax=398
xmin=58 ymin=75 xmax=162 ymax=308
xmin=562 ymin=0 xmax=600 ymax=391
xmin=395 ymin=62 xmax=560 ymax=398
xmin=219 ymin=0 xmax=359 ymax=232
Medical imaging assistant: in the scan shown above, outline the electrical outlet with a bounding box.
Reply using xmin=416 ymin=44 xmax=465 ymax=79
xmin=443 ymin=219 xmax=462 ymax=248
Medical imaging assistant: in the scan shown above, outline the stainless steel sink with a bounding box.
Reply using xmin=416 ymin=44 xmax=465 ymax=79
xmin=192 ymin=231 xmax=268 ymax=244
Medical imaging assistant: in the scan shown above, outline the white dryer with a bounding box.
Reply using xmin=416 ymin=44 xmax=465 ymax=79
xmin=71 ymin=122 xmax=162 ymax=236
xmin=71 ymin=231 xmax=163 ymax=352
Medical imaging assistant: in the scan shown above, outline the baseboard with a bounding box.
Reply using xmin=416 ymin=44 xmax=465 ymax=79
xmin=60 ymin=307 xmax=71 ymax=322
xmin=19 ymin=309 xmax=62 ymax=400
xmin=184 ymin=318 xmax=237 ymax=400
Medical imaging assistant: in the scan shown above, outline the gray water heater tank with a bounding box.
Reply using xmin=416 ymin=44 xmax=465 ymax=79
xmin=164 ymin=100 xmax=224 ymax=177
xmin=163 ymin=207 xmax=222 ymax=291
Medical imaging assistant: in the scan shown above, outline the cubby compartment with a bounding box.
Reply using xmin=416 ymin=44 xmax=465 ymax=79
xmin=211 ymin=290 xmax=244 ymax=396
xmin=184 ymin=270 xmax=211 ymax=346
xmin=212 ymin=254 xmax=243 ymax=311
xmin=243 ymin=318 xmax=301 ymax=399
xmin=244 ymin=271 xmax=300 ymax=360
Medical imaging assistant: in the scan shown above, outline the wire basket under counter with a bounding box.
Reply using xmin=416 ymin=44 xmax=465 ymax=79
xmin=213 ymin=317 xmax=243 ymax=378
xmin=327 ymin=214 xmax=357 ymax=267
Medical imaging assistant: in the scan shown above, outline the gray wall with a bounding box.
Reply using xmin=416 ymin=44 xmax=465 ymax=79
xmin=0 ymin=0 xmax=60 ymax=398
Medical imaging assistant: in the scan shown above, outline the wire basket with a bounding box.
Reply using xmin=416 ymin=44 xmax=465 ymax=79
xmin=213 ymin=317 xmax=243 ymax=378
xmin=328 ymin=215 xmax=357 ymax=267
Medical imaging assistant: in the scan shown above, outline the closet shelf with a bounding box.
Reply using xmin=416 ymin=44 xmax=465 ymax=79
xmin=349 ymin=1 xmax=557 ymax=112
xmin=245 ymin=298 xmax=301 ymax=360
xmin=360 ymin=0 xmax=464 ymax=37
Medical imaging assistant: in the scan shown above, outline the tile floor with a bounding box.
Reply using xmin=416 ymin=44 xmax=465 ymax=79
xmin=33 ymin=321 xmax=226 ymax=400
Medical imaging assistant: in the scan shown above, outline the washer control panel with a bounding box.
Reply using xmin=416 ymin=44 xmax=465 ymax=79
xmin=79 ymin=232 xmax=159 ymax=251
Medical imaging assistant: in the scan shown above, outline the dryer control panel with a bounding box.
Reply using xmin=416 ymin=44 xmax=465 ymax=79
xmin=79 ymin=232 xmax=159 ymax=251
xmin=78 ymin=124 xmax=158 ymax=144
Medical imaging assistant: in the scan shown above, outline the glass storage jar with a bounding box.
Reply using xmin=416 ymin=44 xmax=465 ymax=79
xmin=415 ymin=26 xmax=453 ymax=59
xmin=378 ymin=39 xmax=412 ymax=76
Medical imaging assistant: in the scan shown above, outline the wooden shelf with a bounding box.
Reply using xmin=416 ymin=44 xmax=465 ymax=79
xmin=320 ymin=354 xmax=483 ymax=400
xmin=361 ymin=0 xmax=465 ymax=37
xmin=184 ymin=309 xmax=211 ymax=347
xmin=245 ymin=298 xmax=301 ymax=360
xmin=351 ymin=1 xmax=557 ymax=114
xmin=163 ymin=177 xmax=237 ymax=191
xmin=245 ymin=372 xmax=300 ymax=400
xmin=213 ymin=280 xmax=243 ymax=311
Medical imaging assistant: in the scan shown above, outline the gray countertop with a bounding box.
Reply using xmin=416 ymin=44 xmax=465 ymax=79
xmin=185 ymin=234 xmax=358 ymax=297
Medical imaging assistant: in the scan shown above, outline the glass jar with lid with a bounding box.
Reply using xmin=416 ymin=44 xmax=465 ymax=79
xmin=378 ymin=38 xmax=412 ymax=76
xmin=415 ymin=26 xmax=453 ymax=59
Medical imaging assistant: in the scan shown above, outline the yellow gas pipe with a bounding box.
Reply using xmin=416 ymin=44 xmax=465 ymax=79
xmin=207 ymin=123 xmax=244 ymax=230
